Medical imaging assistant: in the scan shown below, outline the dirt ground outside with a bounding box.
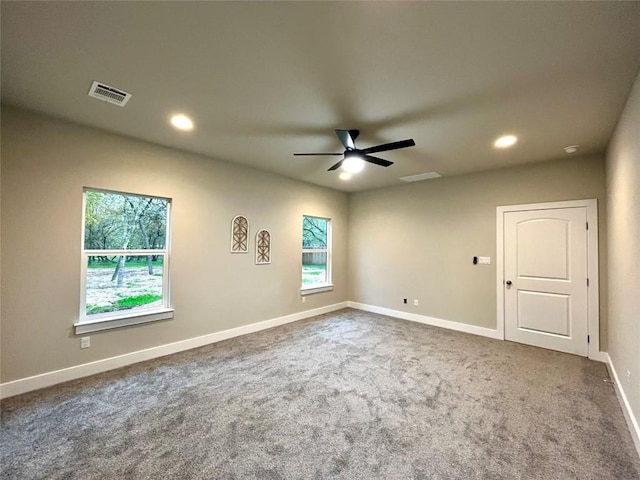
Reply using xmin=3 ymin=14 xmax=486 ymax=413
xmin=86 ymin=266 xmax=163 ymax=313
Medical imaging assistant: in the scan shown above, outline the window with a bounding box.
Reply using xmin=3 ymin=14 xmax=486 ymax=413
xmin=76 ymin=188 xmax=173 ymax=333
xmin=301 ymin=215 xmax=332 ymax=293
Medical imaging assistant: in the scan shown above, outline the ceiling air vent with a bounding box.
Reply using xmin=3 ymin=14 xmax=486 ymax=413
xmin=400 ymin=172 xmax=442 ymax=182
xmin=88 ymin=81 xmax=132 ymax=107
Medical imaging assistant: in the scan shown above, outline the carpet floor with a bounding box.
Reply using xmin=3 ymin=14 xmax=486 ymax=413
xmin=2 ymin=308 xmax=639 ymax=479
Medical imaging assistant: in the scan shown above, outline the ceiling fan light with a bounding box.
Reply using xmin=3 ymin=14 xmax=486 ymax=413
xmin=342 ymin=155 xmax=365 ymax=173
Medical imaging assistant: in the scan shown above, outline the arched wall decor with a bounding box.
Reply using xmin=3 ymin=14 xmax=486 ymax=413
xmin=255 ymin=229 xmax=271 ymax=265
xmin=230 ymin=215 xmax=249 ymax=253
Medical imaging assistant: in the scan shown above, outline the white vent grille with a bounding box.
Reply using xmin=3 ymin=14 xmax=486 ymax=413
xmin=400 ymin=172 xmax=442 ymax=182
xmin=88 ymin=81 xmax=132 ymax=107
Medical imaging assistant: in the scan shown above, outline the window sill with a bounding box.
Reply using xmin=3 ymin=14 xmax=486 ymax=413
xmin=300 ymin=284 xmax=334 ymax=295
xmin=74 ymin=308 xmax=174 ymax=334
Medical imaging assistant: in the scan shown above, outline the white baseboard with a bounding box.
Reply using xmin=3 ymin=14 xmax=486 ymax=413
xmin=0 ymin=302 xmax=348 ymax=399
xmin=347 ymin=301 xmax=502 ymax=340
xmin=347 ymin=303 xmax=610 ymax=362
xmin=604 ymin=353 xmax=640 ymax=458
xmin=589 ymin=350 xmax=609 ymax=363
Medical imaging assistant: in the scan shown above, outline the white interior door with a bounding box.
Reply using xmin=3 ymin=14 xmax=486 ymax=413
xmin=504 ymin=207 xmax=588 ymax=356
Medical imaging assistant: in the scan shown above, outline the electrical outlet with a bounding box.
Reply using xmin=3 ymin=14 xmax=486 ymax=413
xmin=302 ymin=296 xmax=306 ymax=304
xmin=403 ymin=298 xmax=407 ymax=304
xmin=80 ymin=337 xmax=90 ymax=349
xmin=627 ymin=370 xmax=631 ymax=384
xmin=478 ymin=256 xmax=491 ymax=265
xmin=413 ymin=299 xmax=419 ymax=307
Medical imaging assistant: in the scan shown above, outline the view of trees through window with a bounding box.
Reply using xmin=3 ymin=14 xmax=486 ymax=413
xmin=302 ymin=216 xmax=329 ymax=286
xmin=83 ymin=190 xmax=169 ymax=317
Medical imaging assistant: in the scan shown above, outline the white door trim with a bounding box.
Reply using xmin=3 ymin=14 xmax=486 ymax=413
xmin=496 ymin=199 xmax=601 ymax=360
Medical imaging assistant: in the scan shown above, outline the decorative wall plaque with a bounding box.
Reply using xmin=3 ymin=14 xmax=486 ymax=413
xmin=231 ymin=215 xmax=249 ymax=253
xmin=255 ymin=229 xmax=271 ymax=264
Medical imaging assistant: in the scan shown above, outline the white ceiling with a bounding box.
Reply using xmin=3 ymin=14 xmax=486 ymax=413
xmin=2 ymin=1 xmax=639 ymax=192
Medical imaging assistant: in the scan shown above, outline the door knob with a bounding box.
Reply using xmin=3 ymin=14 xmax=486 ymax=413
xmin=505 ymin=280 xmax=512 ymax=286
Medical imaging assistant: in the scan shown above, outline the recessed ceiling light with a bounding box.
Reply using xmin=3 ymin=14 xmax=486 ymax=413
xmin=170 ymin=114 xmax=194 ymax=131
xmin=342 ymin=155 xmax=365 ymax=173
xmin=564 ymin=145 xmax=580 ymax=154
xmin=494 ymin=135 xmax=518 ymax=148
xmin=339 ymin=172 xmax=352 ymax=181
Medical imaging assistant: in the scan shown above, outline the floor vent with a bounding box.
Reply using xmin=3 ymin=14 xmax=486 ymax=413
xmin=400 ymin=172 xmax=442 ymax=182
xmin=88 ymin=81 xmax=132 ymax=107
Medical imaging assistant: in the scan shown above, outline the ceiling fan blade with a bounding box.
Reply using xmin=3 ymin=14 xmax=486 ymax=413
xmin=361 ymin=138 xmax=415 ymax=155
xmin=294 ymin=153 xmax=343 ymax=156
xmin=328 ymin=159 xmax=345 ymax=171
xmin=335 ymin=129 xmax=356 ymax=150
xmin=363 ymin=154 xmax=393 ymax=167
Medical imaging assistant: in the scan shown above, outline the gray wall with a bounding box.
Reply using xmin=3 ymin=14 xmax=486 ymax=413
xmin=0 ymin=107 xmax=349 ymax=383
xmin=0 ymin=105 xmax=616 ymax=388
xmin=606 ymin=71 xmax=640 ymax=429
xmin=348 ymin=156 xmax=607 ymax=342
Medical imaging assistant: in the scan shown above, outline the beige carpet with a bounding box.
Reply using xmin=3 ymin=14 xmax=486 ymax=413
xmin=2 ymin=308 xmax=639 ymax=479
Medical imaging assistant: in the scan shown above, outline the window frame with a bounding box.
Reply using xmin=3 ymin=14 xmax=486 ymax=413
xmin=300 ymin=215 xmax=333 ymax=295
xmin=75 ymin=188 xmax=173 ymax=334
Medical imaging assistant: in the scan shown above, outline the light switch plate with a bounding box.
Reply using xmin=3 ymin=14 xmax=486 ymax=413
xmin=478 ymin=256 xmax=491 ymax=265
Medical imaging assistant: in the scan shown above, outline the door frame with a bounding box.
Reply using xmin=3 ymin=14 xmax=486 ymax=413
xmin=496 ymin=199 xmax=602 ymax=360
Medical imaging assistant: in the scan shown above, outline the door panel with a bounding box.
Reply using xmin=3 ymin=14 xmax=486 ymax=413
xmin=517 ymin=291 xmax=569 ymax=336
xmin=504 ymin=207 xmax=588 ymax=356
xmin=517 ymin=220 xmax=569 ymax=280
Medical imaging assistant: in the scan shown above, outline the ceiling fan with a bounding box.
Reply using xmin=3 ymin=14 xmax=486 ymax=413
xmin=294 ymin=129 xmax=416 ymax=172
